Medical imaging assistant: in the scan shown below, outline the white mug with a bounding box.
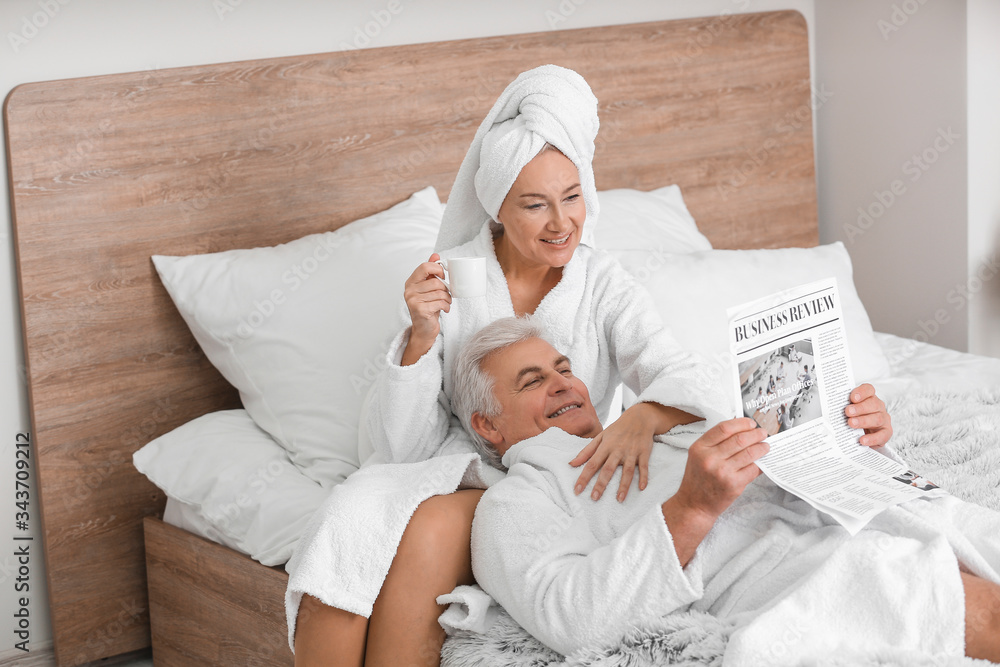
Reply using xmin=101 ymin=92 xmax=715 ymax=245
xmin=435 ymin=257 xmax=487 ymax=298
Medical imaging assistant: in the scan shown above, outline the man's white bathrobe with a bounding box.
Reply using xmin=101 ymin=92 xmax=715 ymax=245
xmin=284 ymin=222 xmax=730 ymax=647
xmin=472 ymin=427 xmax=1000 ymax=664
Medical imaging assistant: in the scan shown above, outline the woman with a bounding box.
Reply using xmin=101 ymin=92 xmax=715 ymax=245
xmin=288 ymin=65 xmax=894 ymax=666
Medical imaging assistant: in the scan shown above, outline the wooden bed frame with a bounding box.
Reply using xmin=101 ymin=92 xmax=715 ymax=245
xmin=4 ymin=11 xmax=816 ymax=665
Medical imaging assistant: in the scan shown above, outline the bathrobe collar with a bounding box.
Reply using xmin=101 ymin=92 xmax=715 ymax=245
xmin=469 ymin=221 xmax=587 ymax=334
xmin=501 ymin=427 xmax=589 ymax=470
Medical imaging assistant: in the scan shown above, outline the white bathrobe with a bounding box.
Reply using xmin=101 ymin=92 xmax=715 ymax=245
xmin=283 ymin=222 xmax=730 ymax=647
xmin=365 ymin=221 xmax=729 ymax=467
xmin=472 ymin=427 xmax=1000 ymax=664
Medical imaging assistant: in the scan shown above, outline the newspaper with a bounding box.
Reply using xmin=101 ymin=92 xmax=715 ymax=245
xmin=728 ymin=277 xmax=944 ymax=534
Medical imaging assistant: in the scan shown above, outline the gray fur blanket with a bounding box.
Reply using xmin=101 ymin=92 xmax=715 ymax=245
xmin=442 ymin=388 xmax=1000 ymax=667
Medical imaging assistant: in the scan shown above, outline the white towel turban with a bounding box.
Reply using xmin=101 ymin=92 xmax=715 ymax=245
xmin=435 ymin=64 xmax=600 ymax=252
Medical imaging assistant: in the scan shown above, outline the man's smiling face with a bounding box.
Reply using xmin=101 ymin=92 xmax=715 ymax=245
xmin=472 ymin=337 xmax=603 ymax=455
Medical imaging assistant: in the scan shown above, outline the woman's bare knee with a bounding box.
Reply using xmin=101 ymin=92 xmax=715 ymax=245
xmin=962 ymin=571 xmax=1000 ymax=660
xmin=365 ymin=490 xmax=486 ymax=666
xmin=396 ymin=489 xmax=485 ymax=586
xmin=294 ymin=594 xmax=367 ymax=667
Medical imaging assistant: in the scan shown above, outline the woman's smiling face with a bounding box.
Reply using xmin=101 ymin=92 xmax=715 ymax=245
xmin=495 ymin=147 xmax=585 ymax=269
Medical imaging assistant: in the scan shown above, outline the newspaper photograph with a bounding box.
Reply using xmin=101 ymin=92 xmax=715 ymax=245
xmin=728 ymin=277 xmax=945 ymax=534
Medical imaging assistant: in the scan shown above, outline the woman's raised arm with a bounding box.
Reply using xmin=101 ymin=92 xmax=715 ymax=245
xmin=363 ymin=256 xmax=454 ymax=464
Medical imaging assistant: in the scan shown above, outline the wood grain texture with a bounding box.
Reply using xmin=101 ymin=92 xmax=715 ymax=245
xmin=5 ymin=11 xmax=816 ymax=665
xmin=144 ymin=518 xmax=291 ymax=666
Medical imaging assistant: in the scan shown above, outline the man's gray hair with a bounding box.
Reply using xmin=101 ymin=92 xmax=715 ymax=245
xmin=452 ymin=316 xmax=551 ymax=470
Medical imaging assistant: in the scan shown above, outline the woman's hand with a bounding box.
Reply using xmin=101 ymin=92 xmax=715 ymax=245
xmin=400 ymin=253 xmax=451 ymax=366
xmin=569 ymin=404 xmax=656 ymax=502
xmin=569 ymin=402 xmax=699 ymax=502
xmin=845 ymin=383 xmax=893 ymax=447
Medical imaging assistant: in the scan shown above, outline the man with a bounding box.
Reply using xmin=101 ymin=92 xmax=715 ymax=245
xmin=454 ymin=317 xmax=1000 ymax=663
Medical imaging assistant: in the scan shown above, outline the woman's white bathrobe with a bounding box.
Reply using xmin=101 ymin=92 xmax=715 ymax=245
xmin=284 ymin=222 xmax=730 ymax=646
xmin=472 ymin=427 xmax=1000 ymax=664
xmin=366 ymin=222 xmax=728 ymax=466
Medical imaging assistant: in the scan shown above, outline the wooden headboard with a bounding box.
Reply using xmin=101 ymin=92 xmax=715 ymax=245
xmin=4 ymin=10 xmax=816 ymax=665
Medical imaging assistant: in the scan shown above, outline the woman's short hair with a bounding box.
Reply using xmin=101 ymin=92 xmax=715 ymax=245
xmin=451 ymin=316 xmax=551 ymax=470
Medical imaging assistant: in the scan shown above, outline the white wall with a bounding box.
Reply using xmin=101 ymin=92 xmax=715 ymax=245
xmin=967 ymin=0 xmax=1000 ymax=357
xmin=0 ymin=0 xmax=814 ymax=653
xmin=814 ymin=0 xmax=969 ymax=352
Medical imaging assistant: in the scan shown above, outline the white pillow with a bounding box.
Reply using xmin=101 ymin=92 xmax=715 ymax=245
xmin=612 ymin=243 xmax=891 ymax=413
xmin=133 ymin=410 xmax=328 ymax=565
xmin=153 ymin=187 xmax=442 ymax=487
xmin=595 ymin=185 xmax=712 ymax=253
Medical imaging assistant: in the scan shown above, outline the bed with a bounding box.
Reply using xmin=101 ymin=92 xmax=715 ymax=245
xmin=6 ymin=9 xmax=999 ymax=667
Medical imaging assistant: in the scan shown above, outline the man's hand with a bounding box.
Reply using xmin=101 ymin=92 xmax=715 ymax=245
xmin=661 ymin=418 xmax=769 ymax=565
xmin=672 ymin=417 xmax=769 ymax=518
xmin=845 ymin=383 xmax=892 ymax=448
